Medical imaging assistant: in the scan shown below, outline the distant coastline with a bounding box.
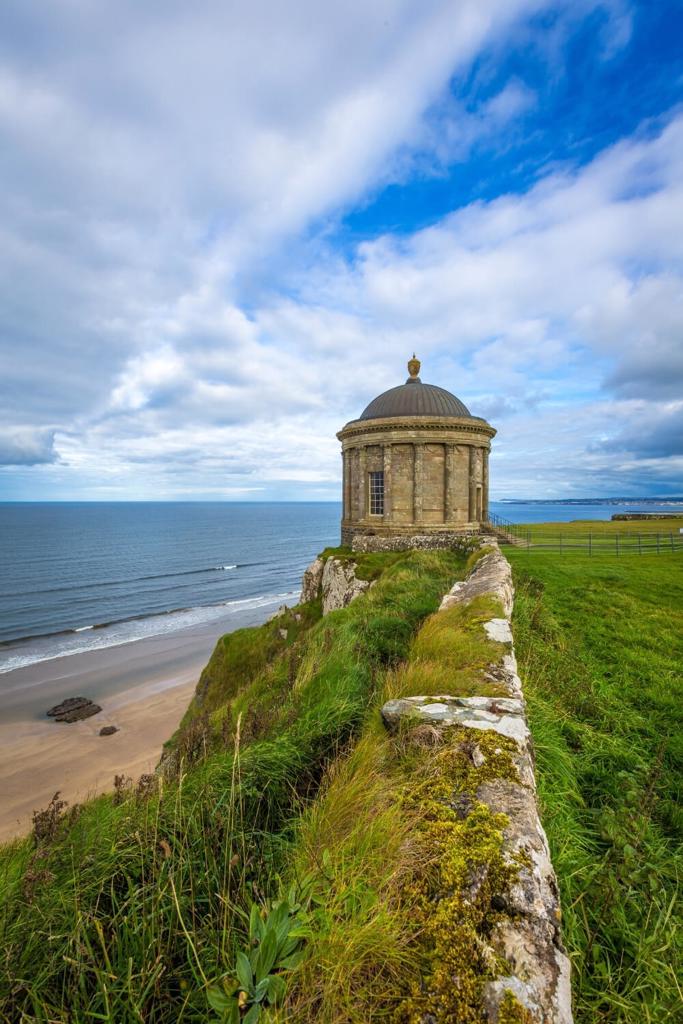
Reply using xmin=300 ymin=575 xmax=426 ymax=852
xmin=497 ymin=496 xmax=683 ymax=506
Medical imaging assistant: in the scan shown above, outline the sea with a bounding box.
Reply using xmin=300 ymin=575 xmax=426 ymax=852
xmin=1 ymin=499 xmax=681 ymax=675
xmin=0 ymin=502 xmax=339 ymax=675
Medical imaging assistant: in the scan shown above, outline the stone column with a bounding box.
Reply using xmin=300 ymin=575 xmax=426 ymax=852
xmin=482 ymin=448 xmax=489 ymax=520
xmin=445 ymin=443 xmax=457 ymax=523
xmin=382 ymin=443 xmax=392 ymax=522
xmin=413 ymin=442 xmax=424 ymax=525
xmin=342 ymin=449 xmax=350 ymax=520
xmin=468 ymin=446 xmax=476 ymax=522
xmin=359 ymin=446 xmax=367 ymax=522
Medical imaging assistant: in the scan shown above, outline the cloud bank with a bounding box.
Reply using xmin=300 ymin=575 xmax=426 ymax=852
xmin=0 ymin=0 xmax=681 ymax=499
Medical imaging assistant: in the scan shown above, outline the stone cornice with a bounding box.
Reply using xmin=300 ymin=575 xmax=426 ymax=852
xmin=337 ymin=414 xmax=496 ymax=445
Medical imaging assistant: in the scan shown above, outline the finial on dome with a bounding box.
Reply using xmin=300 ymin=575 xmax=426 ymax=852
xmin=407 ymin=353 xmax=421 ymax=382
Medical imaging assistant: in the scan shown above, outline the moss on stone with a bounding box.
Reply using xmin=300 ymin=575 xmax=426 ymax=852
xmin=394 ymin=729 xmax=527 ymax=1024
xmin=497 ymin=989 xmax=536 ymax=1023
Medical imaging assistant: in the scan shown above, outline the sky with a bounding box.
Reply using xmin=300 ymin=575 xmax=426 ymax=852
xmin=1 ymin=0 xmax=682 ymax=501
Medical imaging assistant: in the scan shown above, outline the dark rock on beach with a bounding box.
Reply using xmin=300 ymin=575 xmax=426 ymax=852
xmin=99 ymin=725 xmax=118 ymax=736
xmin=47 ymin=697 xmax=102 ymax=723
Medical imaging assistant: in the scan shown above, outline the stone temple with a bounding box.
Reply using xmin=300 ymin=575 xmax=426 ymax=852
xmin=338 ymin=356 xmax=495 ymax=549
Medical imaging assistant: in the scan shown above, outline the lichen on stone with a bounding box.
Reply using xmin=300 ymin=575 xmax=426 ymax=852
xmin=393 ymin=728 xmax=529 ymax=1024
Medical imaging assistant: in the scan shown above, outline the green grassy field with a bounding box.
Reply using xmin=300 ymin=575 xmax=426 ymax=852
xmin=1 ymin=533 xmax=680 ymax=1022
xmin=507 ymin=543 xmax=683 ymax=1022
xmin=502 ymin=515 xmax=683 ymax=555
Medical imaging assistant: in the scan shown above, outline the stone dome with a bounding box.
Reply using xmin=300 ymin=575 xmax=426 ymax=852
xmin=359 ymin=355 xmax=472 ymax=420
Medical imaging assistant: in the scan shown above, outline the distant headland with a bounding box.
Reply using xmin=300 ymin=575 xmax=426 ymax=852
xmin=498 ymin=496 xmax=683 ymax=506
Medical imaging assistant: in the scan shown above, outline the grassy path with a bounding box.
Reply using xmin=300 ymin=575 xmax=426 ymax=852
xmin=508 ymin=547 xmax=683 ymax=1022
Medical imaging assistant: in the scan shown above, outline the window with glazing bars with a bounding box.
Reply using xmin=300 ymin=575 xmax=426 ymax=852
xmin=369 ymin=470 xmax=384 ymax=515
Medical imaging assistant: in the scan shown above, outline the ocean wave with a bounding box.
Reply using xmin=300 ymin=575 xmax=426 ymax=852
xmin=1 ymin=562 xmax=253 ymax=601
xmin=0 ymin=590 xmax=299 ymax=676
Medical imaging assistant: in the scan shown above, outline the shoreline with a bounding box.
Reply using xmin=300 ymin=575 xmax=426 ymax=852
xmin=0 ymin=599 xmax=281 ymax=843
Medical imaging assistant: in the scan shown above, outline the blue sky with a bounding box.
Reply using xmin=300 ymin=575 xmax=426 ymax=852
xmin=0 ymin=0 xmax=682 ymax=500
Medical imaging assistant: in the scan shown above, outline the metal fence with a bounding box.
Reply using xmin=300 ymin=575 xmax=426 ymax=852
xmin=485 ymin=511 xmax=683 ymax=555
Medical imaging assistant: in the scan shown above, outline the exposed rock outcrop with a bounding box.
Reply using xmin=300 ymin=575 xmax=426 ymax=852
xmin=300 ymin=555 xmax=372 ymax=614
xmin=267 ymin=603 xmax=290 ymax=621
xmin=47 ymin=697 xmax=102 ymax=723
xmin=99 ymin=725 xmax=118 ymax=736
xmin=381 ymin=541 xmax=573 ymax=1024
xmin=320 ymin=557 xmax=371 ymax=614
xmin=300 ymin=556 xmax=324 ymax=603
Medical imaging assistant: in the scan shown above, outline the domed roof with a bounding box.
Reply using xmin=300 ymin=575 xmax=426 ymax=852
xmin=359 ymin=355 xmax=472 ymax=421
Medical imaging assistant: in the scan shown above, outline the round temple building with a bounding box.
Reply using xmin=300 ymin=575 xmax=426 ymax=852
xmin=338 ymin=356 xmax=496 ymax=549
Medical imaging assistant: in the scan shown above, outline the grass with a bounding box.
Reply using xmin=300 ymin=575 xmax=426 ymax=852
xmin=0 ymin=548 xmax=466 ymax=1022
xmin=276 ymin=562 xmax=523 ymax=1023
xmin=3 ymin=530 xmax=680 ymax=1021
xmin=385 ymin=595 xmax=507 ymax=700
xmin=505 ymin=516 xmax=683 ymax=554
xmin=281 ymin=728 xmax=422 ymax=1022
xmin=507 ymin=546 xmax=683 ymax=1022
xmin=281 ymin=723 xmax=527 ymax=1024
xmin=169 ymin=598 xmax=323 ymax=746
xmin=318 ymin=545 xmax=409 ymax=581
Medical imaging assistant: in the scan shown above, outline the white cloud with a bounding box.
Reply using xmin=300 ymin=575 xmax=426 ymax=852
xmin=0 ymin=1 xmax=545 ymax=443
xmin=0 ymin=428 xmax=57 ymax=466
xmin=1 ymin=1 xmax=680 ymax=500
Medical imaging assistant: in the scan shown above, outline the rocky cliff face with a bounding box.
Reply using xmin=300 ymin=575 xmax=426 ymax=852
xmin=300 ymin=555 xmax=372 ymax=615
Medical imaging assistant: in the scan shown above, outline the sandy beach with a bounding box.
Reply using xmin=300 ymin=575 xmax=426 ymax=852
xmin=0 ymin=600 xmax=277 ymax=843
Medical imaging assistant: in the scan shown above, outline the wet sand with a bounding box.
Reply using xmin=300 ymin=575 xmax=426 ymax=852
xmin=0 ymin=601 xmax=277 ymax=843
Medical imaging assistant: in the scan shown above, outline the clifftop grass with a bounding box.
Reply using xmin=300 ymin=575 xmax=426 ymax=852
xmin=2 ymin=538 xmax=678 ymax=1022
xmin=318 ymin=545 xmax=408 ymax=581
xmin=0 ymin=548 xmax=466 ymax=1022
xmin=508 ymin=548 xmax=683 ymax=1022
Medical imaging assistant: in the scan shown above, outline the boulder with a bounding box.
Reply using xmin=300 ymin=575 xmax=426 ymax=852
xmin=99 ymin=725 xmax=119 ymax=736
xmin=47 ymin=697 xmax=102 ymax=723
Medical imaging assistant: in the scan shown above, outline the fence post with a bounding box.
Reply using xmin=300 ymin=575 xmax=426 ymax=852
xmin=672 ymin=532 xmax=675 ymax=552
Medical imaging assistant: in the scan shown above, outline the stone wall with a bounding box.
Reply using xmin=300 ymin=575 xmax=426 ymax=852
xmin=349 ymin=530 xmax=481 ymax=553
xmin=381 ymin=543 xmax=573 ymax=1023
